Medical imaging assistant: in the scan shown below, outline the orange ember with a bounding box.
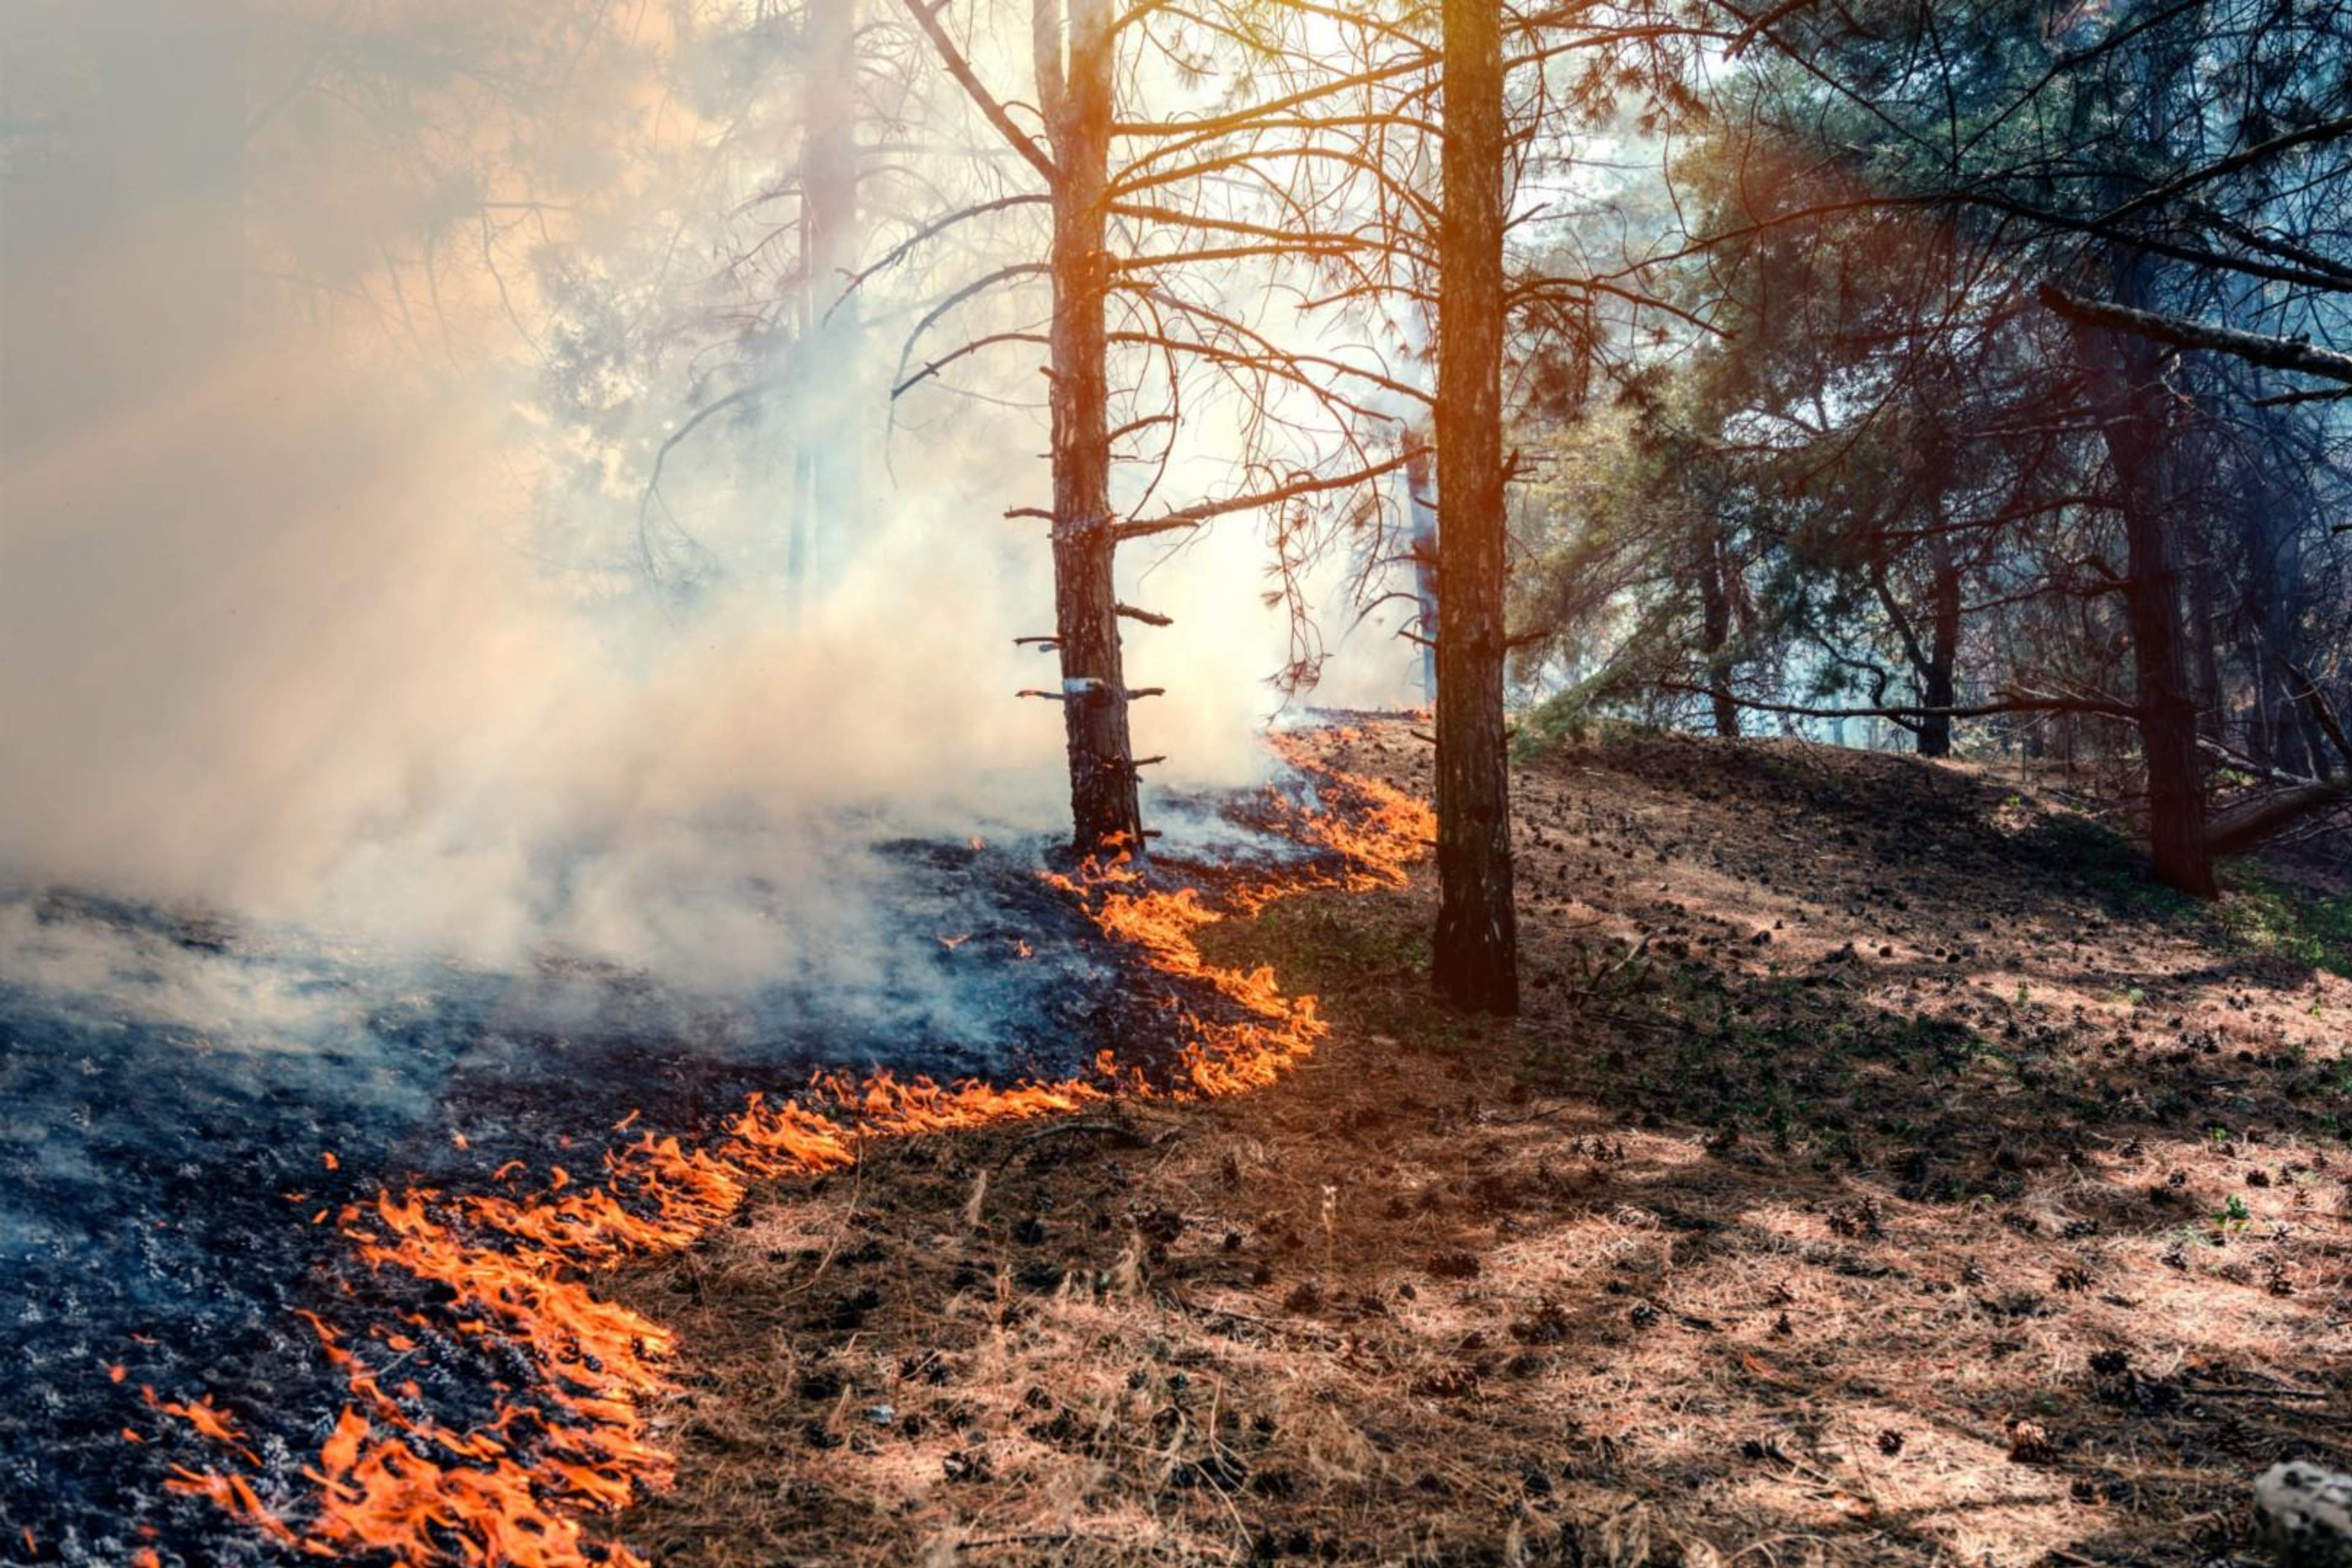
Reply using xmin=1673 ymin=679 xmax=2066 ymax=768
xmin=145 ymin=742 xmax=1428 ymax=1565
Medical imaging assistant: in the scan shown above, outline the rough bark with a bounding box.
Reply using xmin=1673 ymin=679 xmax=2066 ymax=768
xmin=2061 ymin=292 xmax=2217 ymax=898
xmin=1431 ymin=0 xmax=1518 ymax=1014
xmin=1042 ymin=0 xmax=1144 ymax=855
xmin=1918 ymin=533 xmax=1960 ymax=758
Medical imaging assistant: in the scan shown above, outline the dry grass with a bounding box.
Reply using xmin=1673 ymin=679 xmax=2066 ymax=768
xmin=603 ymin=725 xmax=2351 ymax=1567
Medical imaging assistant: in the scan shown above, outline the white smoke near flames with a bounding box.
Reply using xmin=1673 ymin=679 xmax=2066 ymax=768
xmin=0 ymin=340 xmax=1333 ymax=993
xmin=0 ymin=0 xmax=1419 ymax=1002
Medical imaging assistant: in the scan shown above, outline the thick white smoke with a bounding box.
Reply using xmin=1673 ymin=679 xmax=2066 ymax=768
xmin=0 ymin=0 xmax=1420 ymax=995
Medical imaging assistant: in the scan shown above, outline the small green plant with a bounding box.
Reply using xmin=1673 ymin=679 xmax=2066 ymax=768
xmin=2217 ymin=866 xmax=2352 ymax=979
xmin=2214 ymin=1194 xmax=2252 ymax=1235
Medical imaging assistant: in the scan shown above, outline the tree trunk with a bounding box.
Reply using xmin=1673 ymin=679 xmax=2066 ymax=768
xmin=1430 ymin=0 xmax=1518 ymax=1014
xmin=2184 ymin=516 xmax=2224 ymax=743
xmin=1697 ymin=514 xmax=1738 ymax=738
xmin=1917 ymin=533 xmax=1960 ymax=758
xmin=2063 ymin=301 xmax=2217 ymax=897
xmin=2241 ymin=448 xmax=2326 ymax=778
xmin=1403 ymin=431 xmax=1440 ymax=704
xmin=790 ymin=0 xmax=863 ymax=606
xmin=1041 ymin=0 xmax=1143 ymax=856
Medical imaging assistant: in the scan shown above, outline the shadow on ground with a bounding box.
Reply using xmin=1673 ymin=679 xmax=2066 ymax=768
xmin=603 ymin=725 xmax=2349 ymax=1567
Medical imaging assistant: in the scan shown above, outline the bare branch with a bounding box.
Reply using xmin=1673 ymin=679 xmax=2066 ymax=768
xmin=899 ymin=0 xmax=1059 ymax=184
xmin=831 ymin=194 xmax=1052 ymax=320
xmin=2099 ymin=111 xmax=2352 ymax=227
xmin=1657 ymin=683 xmax=2142 ymax=722
xmin=2037 ymin=284 xmax=2352 ymax=386
xmin=1109 ymin=452 xmax=1411 ymax=541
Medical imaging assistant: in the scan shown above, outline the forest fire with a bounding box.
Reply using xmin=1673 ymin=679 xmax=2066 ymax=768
xmin=123 ymin=744 xmax=1430 ymax=1567
xmin=19 ymin=0 xmax=2342 ymax=1559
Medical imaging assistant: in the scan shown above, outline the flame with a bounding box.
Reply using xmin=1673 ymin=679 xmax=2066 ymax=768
xmin=143 ymin=742 xmax=1427 ymax=1565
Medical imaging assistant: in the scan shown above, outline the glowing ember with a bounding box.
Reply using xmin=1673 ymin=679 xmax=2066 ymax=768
xmin=144 ymin=744 xmax=1428 ymax=1565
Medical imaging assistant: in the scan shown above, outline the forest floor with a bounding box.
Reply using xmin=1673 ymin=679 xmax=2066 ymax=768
xmin=602 ymin=722 xmax=2351 ymax=1568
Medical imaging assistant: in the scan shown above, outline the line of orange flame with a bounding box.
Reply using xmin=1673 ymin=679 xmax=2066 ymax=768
xmin=141 ymin=742 xmax=1430 ymax=1566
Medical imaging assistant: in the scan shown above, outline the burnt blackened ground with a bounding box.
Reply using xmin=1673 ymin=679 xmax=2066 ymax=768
xmin=0 ymin=800 xmax=1320 ymax=1567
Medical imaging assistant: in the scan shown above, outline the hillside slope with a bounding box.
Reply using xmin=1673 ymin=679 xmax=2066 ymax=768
xmin=605 ymin=723 xmax=2350 ymax=1567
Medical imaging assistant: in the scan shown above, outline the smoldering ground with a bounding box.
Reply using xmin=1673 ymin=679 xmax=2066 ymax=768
xmin=0 ymin=8 xmax=1425 ymax=1556
xmin=0 ymin=179 xmax=1423 ymax=1568
xmin=0 ymin=318 xmax=1343 ymax=1555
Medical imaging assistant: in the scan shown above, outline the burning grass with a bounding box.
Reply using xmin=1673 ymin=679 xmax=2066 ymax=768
xmin=590 ymin=723 xmax=2348 ymax=1567
xmin=132 ymin=741 xmax=1433 ymax=1566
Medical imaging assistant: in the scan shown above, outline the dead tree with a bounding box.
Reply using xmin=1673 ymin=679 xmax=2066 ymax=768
xmin=892 ymin=0 xmax=1425 ymax=855
xmin=1223 ymin=0 xmax=1698 ymax=1009
xmin=900 ymin=0 xmax=1150 ymax=851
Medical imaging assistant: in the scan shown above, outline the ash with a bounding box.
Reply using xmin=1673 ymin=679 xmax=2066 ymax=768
xmin=0 ymin=799 xmax=1291 ymax=1565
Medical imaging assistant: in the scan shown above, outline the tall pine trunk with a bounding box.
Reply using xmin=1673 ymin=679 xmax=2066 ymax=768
xmin=2239 ymin=455 xmax=2324 ymax=777
xmin=2064 ymin=302 xmax=2216 ymax=898
xmin=2060 ymin=44 xmax=2215 ymax=898
xmin=1431 ymin=0 xmax=1518 ymax=1013
xmin=1404 ymin=432 xmax=1441 ymax=704
xmin=1918 ymin=533 xmax=1960 ymax=758
xmin=2185 ymin=518 xmax=2224 ymax=743
xmin=790 ymin=0 xmax=862 ymax=605
xmin=1041 ymin=0 xmax=1143 ymax=855
xmin=1697 ymin=515 xmax=1738 ymax=738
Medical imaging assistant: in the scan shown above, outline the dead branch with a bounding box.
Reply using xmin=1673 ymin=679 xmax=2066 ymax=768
xmin=897 ymin=0 xmax=1058 ymax=184
xmin=829 ymin=192 xmax=1052 ymax=320
xmin=2198 ymin=737 xmax=2324 ymax=790
xmin=1109 ymin=453 xmax=1412 ymax=541
xmin=2037 ymin=284 xmax=2352 ymax=386
xmin=1656 ymin=683 xmax=2142 ymax=722
xmin=2206 ymin=782 xmax=2351 ymax=859
xmin=2096 ymin=110 xmax=2352 ymax=227
xmin=2282 ymin=658 xmax=2352 ymax=772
